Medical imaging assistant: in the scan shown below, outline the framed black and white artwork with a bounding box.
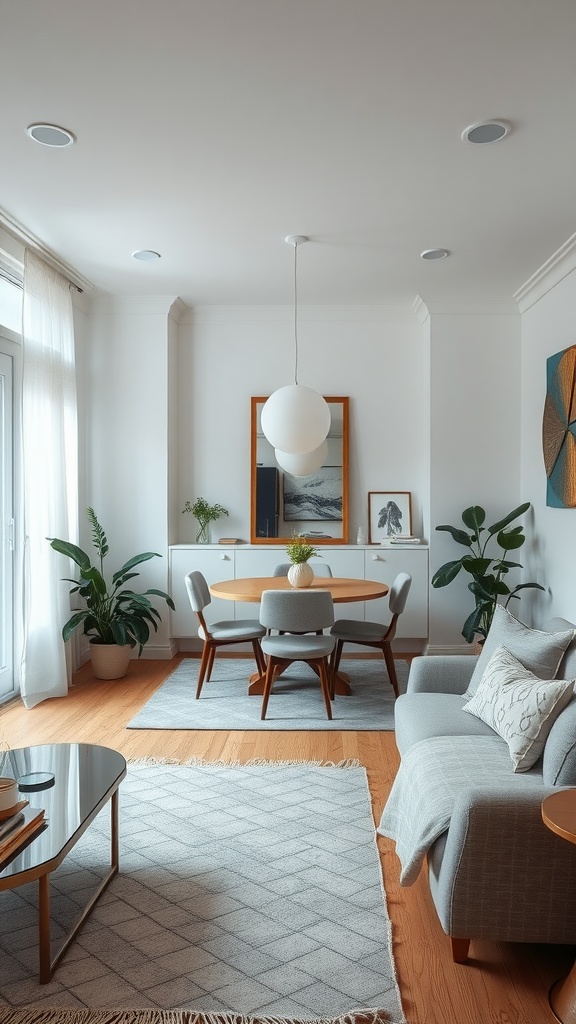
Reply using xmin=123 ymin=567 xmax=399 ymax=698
xmin=284 ymin=467 xmax=343 ymax=522
xmin=368 ymin=491 xmax=412 ymax=542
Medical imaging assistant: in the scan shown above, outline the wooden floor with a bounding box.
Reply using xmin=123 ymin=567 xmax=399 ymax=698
xmin=1 ymin=654 xmax=572 ymax=1024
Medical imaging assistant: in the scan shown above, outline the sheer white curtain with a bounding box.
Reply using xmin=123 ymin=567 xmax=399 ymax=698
xmin=20 ymin=250 xmax=78 ymax=709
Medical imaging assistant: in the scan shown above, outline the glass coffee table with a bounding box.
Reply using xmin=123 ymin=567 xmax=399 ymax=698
xmin=0 ymin=742 xmax=127 ymax=983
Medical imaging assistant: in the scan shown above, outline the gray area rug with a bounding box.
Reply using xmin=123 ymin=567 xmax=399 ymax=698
xmin=0 ymin=761 xmax=404 ymax=1024
xmin=127 ymin=660 xmax=409 ymax=731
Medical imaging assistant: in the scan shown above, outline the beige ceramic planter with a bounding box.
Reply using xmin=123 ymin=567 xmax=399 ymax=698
xmin=287 ymin=562 xmax=314 ymax=588
xmin=90 ymin=641 xmax=132 ymax=680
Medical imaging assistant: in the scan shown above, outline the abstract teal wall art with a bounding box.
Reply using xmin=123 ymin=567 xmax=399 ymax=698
xmin=542 ymin=344 xmax=576 ymax=507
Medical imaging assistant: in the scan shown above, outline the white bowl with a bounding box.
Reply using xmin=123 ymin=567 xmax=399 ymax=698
xmin=0 ymin=777 xmax=18 ymax=812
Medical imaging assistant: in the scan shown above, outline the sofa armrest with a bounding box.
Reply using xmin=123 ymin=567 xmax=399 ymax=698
xmin=407 ymin=655 xmax=477 ymax=695
xmin=429 ymin=786 xmax=576 ymax=944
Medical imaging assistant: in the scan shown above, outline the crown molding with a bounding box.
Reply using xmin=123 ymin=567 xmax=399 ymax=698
xmin=412 ymin=294 xmax=517 ymax=319
xmin=89 ymin=294 xmax=182 ymax=316
xmin=179 ymin=304 xmax=410 ymax=326
xmin=168 ymin=297 xmax=189 ymax=323
xmin=0 ymin=207 xmax=93 ymax=295
xmin=412 ymin=296 xmax=429 ymax=323
xmin=514 ymin=232 xmax=576 ymax=312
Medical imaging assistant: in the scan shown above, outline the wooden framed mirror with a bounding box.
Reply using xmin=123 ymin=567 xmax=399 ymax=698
xmin=250 ymin=396 xmax=349 ymax=544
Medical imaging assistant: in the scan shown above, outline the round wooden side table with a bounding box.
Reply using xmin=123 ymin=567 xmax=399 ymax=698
xmin=542 ymin=789 xmax=576 ymax=1024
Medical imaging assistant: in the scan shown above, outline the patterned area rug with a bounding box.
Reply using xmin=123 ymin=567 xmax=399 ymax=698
xmin=126 ymin=660 xmax=409 ymax=731
xmin=0 ymin=762 xmax=404 ymax=1024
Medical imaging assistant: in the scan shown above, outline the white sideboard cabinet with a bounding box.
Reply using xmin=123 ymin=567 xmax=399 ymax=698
xmin=169 ymin=544 xmax=429 ymax=648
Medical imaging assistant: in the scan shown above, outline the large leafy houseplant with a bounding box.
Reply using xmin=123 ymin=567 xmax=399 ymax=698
xmin=49 ymin=508 xmax=175 ymax=655
xmin=431 ymin=502 xmax=544 ymax=644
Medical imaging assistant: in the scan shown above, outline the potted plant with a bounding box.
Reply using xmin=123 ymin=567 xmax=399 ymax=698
xmin=182 ymin=497 xmax=229 ymax=544
xmin=285 ymin=535 xmax=319 ymax=588
xmin=48 ymin=507 xmax=175 ymax=679
xmin=431 ymin=501 xmax=545 ymax=646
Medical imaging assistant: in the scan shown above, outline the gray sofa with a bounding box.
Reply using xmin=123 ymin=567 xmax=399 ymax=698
xmin=387 ymin=616 xmax=576 ymax=963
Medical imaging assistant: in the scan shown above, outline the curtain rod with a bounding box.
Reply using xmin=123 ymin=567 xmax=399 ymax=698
xmin=0 ymin=207 xmax=92 ymax=294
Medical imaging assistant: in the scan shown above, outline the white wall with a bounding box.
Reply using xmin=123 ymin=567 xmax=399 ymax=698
xmin=423 ymin=307 xmax=523 ymax=649
xmin=521 ymin=268 xmax=576 ymax=624
xmin=85 ymin=296 xmax=177 ymax=656
xmin=176 ymin=306 xmax=426 ymax=544
xmin=83 ymin=292 xmax=560 ymax=655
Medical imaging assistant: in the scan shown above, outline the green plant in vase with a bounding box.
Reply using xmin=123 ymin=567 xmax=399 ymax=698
xmin=286 ymin=536 xmax=319 ymax=564
xmin=48 ymin=507 xmax=175 ymax=679
xmin=285 ymin=535 xmax=319 ymax=588
xmin=183 ymin=497 xmax=229 ymax=544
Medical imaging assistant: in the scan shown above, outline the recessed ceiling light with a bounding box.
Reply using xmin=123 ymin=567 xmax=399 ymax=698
xmin=26 ymin=123 xmax=75 ymax=147
xmin=132 ymin=250 xmax=161 ymax=262
xmin=421 ymin=248 xmax=449 ymax=261
xmin=461 ymin=120 xmax=511 ymax=144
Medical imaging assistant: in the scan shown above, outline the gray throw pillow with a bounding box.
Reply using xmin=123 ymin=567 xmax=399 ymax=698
xmin=462 ymin=645 xmax=575 ymax=771
xmin=464 ymin=605 xmax=574 ymax=698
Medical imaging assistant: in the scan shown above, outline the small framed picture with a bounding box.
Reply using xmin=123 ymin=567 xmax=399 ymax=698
xmin=368 ymin=491 xmax=412 ymax=543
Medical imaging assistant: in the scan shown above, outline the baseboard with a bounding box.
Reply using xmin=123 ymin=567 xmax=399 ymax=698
xmin=140 ymin=640 xmax=179 ymax=660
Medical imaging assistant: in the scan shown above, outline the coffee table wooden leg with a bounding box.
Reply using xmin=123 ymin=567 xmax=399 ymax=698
xmin=111 ymin=790 xmax=119 ymax=869
xmin=37 ymin=790 xmax=121 ymax=984
xmin=550 ymin=962 xmax=576 ymax=1024
xmin=38 ymin=872 xmax=52 ymax=984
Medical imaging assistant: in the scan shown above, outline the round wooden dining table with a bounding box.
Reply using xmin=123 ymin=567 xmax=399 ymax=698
xmin=209 ymin=576 xmax=389 ymax=695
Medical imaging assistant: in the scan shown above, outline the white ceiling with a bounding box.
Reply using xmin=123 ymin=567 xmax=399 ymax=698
xmin=2 ymin=0 xmax=576 ymax=307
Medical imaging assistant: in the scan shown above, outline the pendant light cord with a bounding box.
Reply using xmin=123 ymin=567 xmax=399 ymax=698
xmin=293 ymin=240 xmax=299 ymax=385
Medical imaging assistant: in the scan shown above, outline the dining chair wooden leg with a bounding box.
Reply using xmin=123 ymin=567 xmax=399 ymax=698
xmin=383 ymin=642 xmax=399 ymax=697
xmin=261 ymin=656 xmax=277 ymax=720
xmin=329 ymin=640 xmax=344 ymax=698
xmin=318 ymin=658 xmax=333 ymax=720
xmin=206 ymin=646 xmax=216 ymax=681
xmin=196 ymin=642 xmax=212 ymax=699
xmin=258 ymin=643 xmax=267 ymax=676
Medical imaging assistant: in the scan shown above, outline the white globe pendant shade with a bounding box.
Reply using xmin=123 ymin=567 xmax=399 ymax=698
xmin=260 ymin=384 xmax=331 ymax=454
xmin=275 ymin=439 xmax=328 ymax=477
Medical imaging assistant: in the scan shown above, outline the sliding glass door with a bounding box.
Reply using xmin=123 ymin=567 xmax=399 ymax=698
xmin=0 ymin=349 xmax=14 ymax=702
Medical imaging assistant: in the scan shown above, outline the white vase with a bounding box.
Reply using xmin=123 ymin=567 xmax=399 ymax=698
xmin=287 ymin=562 xmax=314 ymax=588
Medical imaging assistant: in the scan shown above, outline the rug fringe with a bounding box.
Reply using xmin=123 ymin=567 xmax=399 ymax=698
xmin=127 ymin=756 xmax=364 ymax=769
xmin=0 ymin=1008 xmax=396 ymax=1024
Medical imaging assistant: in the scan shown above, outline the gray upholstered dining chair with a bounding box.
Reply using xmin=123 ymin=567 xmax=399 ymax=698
xmin=259 ymin=589 xmax=336 ymax=720
xmin=185 ymin=571 xmax=266 ymax=699
xmin=329 ymin=572 xmax=412 ymax=698
xmin=273 ymin=562 xmax=333 ymax=577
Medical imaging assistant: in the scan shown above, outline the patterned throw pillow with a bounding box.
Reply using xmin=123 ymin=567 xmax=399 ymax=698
xmin=464 ymin=605 xmax=575 ymax=698
xmin=462 ymin=645 xmax=575 ymax=772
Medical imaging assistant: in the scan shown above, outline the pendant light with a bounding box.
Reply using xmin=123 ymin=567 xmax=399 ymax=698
xmin=260 ymin=236 xmax=331 ymax=458
xmin=275 ymin=439 xmax=328 ymax=476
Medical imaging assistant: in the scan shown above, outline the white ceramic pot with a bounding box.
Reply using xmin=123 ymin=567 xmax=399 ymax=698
xmin=287 ymin=561 xmax=314 ymax=588
xmin=90 ymin=641 xmax=132 ymax=680
xmin=0 ymin=777 xmax=18 ymax=812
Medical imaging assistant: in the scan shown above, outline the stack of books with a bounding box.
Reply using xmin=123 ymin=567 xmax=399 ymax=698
xmin=389 ymin=536 xmax=421 ymax=545
xmin=0 ymin=801 xmax=46 ymax=865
